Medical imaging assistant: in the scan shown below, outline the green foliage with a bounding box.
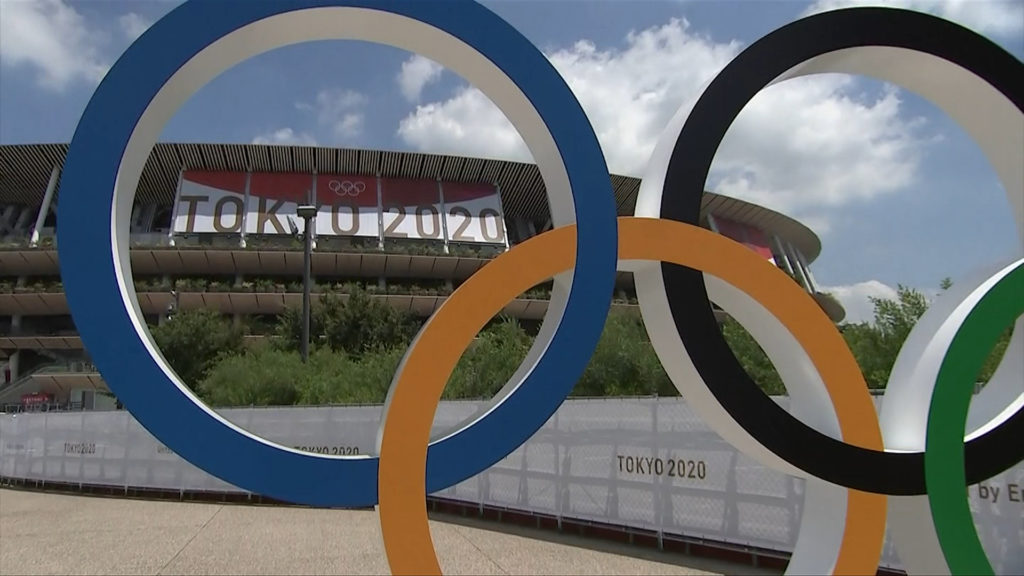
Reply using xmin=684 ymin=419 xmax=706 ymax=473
xmin=838 ymin=280 xmax=1013 ymax=389
xmin=938 ymin=277 xmax=1013 ymax=384
xmin=198 ymin=345 xmax=305 ymax=406
xmin=321 ymin=287 xmax=418 ymax=357
xmin=272 ymin=303 xmax=323 ymax=352
xmin=150 ymin=308 xmax=243 ymax=390
xmin=272 ymin=287 xmax=418 ymax=357
xmin=198 ymin=344 xmax=404 ymax=407
xmin=298 ymin=347 xmax=405 ymax=405
xmin=719 ymin=317 xmax=785 ymax=395
xmin=871 ymin=286 xmax=930 ymax=349
xmin=839 ymin=322 xmax=891 ymax=389
xmin=574 ymin=309 xmax=676 ymax=397
xmin=978 ymin=325 xmax=1014 ymax=384
xmin=839 ymin=285 xmax=929 ymax=389
xmin=443 ymin=317 xmax=535 ymax=400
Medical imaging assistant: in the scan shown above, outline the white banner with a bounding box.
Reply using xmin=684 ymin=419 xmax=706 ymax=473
xmin=381 ymin=178 xmax=443 ymax=241
xmin=173 ymin=176 xmax=250 ymax=235
xmin=171 ymin=171 xmax=507 ymax=245
xmin=1 ymin=397 xmax=1020 ymax=574
xmin=314 ymin=174 xmax=380 ymax=239
xmin=442 ymin=182 xmax=506 ymax=245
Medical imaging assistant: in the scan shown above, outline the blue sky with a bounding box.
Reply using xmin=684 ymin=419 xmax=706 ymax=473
xmin=1 ymin=0 xmax=1022 ymax=323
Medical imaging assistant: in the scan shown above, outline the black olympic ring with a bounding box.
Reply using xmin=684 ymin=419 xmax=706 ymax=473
xmin=659 ymin=7 xmax=1024 ymax=495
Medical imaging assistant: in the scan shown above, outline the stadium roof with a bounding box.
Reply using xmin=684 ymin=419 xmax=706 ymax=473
xmin=0 ymin=142 xmax=822 ymax=261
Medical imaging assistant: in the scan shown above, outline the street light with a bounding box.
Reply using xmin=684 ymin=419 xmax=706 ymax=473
xmin=165 ymin=289 xmax=179 ymax=322
xmin=296 ymin=204 xmax=317 ymax=363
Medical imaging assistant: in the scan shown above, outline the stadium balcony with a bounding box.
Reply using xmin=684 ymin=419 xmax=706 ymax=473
xmin=2 ymin=142 xmax=845 ymax=414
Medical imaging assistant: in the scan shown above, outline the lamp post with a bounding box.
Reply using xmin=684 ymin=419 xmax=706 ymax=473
xmin=296 ymin=205 xmax=317 ymax=363
xmin=165 ymin=289 xmax=180 ymax=323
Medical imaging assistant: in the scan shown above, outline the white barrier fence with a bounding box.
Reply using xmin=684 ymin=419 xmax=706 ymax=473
xmin=1 ymin=397 xmax=1021 ymax=574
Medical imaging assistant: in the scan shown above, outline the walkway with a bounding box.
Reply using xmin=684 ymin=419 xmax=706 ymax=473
xmin=0 ymin=489 xmax=778 ymax=575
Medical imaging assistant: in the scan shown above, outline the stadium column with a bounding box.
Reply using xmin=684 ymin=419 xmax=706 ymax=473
xmin=496 ymin=182 xmax=510 ymax=252
xmin=771 ymin=234 xmax=796 ymax=278
xmin=376 ymin=173 xmax=384 ymax=250
xmin=783 ymin=241 xmax=812 ymax=293
xmin=8 ymin=314 xmax=21 ymax=381
xmin=706 ymin=212 xmax=721 ymax=234
xmin=437 ymin=178 xmax=450 ymax=255
xmin=375 ymin=173 xmax=386 ymax=291
xmin=167 ymin=169 xmax=184 ymax=247
xmin=13 ymin=207 xmax=33 ymax=236
xmin=235 ymin=172 xmax=247 ymax=325
xmin=238 ymin=171 xmax=252 ymax=248
xmin=29 ymin=165 xmax=60 ymax=248
xmin=793 ymin=246 xmax=819 ymax=294
xmin=0 ymin=205 xmax=13 ymax=234
xmin=310 ymin=171 xmax=318 ymax=250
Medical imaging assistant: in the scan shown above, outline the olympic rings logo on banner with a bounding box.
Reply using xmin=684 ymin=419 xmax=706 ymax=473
xmin=329 ymin=179 xmax=365 ymax=197
xmin=55 ymin=2 xmax=1022 ymax=576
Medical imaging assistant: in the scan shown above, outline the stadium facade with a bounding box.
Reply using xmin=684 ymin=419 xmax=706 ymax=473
xmin=0 ymin=142 xmax=842 ymax=411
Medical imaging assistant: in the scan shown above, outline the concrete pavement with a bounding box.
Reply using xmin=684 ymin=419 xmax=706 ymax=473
xmin=0 ymin=489 xmax=779 ymax=575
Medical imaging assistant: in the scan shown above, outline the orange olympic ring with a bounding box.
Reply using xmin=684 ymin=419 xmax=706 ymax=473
xmin=377 ymin=217 xmax=886 ymax=575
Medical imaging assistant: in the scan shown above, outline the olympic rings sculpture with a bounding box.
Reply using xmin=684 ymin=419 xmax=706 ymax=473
xmin=55 ymin=1 xmax=1022 ymax=576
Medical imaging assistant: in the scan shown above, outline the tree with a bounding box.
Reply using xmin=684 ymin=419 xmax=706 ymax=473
xmin=839 ymin=321 xmax=889 ymax=389
xmin=298 ymin=346 xmax=404 ymax=405
xmin=838 ymin=285 xmax=929 ymax=389
xmin=322 ymin=287 xmax=419 ymax=357
xmin=199 ymin=343 xmax=407 ymax=407
xmin=443 ymin=317 xmax=534 ymax=400
xmin=938 ymin=276 xmax=1012 ymax=384
xmin=150 ymin=308 xmax=243 ymax=391
xmin=199 ymin=345 xmax=305 ymax=407
xmin=273 ymin=287 xmax=420 ymax=357
xmin=574 ymin=309 xmax=676 ymax=397
xmin=272 ymin=304 xmax=324 ymax=353
xmin=720 ymin=317 xmax=786 ymax=395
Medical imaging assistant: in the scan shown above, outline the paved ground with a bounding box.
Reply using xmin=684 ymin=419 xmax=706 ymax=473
xmin=0 ymin=489 xmax=779 ymax=575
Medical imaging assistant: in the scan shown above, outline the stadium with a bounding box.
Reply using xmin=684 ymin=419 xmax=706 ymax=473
xmin=1 ymin=143 xmax=1018 ymax=576
xmin=0 ymin=141 xmax=842 ymax=411
xmin=0 ymin=142 xmax=864 ymax=568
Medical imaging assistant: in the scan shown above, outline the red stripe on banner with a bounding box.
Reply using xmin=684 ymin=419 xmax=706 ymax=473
xmin=249 ymin=173 xmax=314 ymax=203
xmin=441 ymin=182 xmax=497 ymax=203
xmin=317 ymin=174 xmax=379 ymax=207
xmin=182 ymin=171 xmax=247 ymax=194
xmin=381 ymin=178 xmax=440 ymax=207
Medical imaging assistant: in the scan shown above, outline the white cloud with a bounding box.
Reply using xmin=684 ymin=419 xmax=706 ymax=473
xmin=710 ymin=79 xmax=927 ymax=218
xmin=297 ymin=88 xmax=368 ymax=139
xmin=396 ymin=18 xmax=931 ymax=225
xmin=0 ymin=0 xmax=110 ymax=91
xmin=805 ymin=0 xmax=1024 ymax=38
xmin=823 ymin=280 xmax=899 ymax=324
xmin=252 ymin=128 xmax=318 ymax=146
xmin=399 ymin=86 xmax=535 ymax=164
xmin=118 ymin=12 xmax=152 ymax=41
xmin=397 ymin=54 xmax=443 ymax=102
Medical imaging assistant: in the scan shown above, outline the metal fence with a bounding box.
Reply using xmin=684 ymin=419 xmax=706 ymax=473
xmin=1 ymin=397 xmax=1021 ymax=574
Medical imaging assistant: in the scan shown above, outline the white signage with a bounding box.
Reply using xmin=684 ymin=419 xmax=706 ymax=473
xmin=313 ymin=174 xmax=380 ymax=239
xmin=443 ymin=182 xmax=506 ymax=245
xmin=171 ymin=171 xmax=507 ymax=245
xmin=381 ymin=178 xmax=443 ymax=240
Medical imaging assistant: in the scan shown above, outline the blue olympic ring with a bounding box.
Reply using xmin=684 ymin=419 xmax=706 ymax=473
xmin=56 ymin=0 xmax=617 ymax=507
